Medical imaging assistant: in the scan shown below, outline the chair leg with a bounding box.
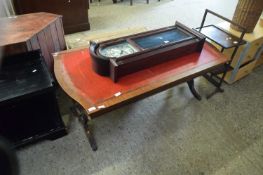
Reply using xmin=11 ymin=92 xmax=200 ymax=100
xmin=147 ymin=0 xmax=149 ymax=3
xmin=130 ymin=0 xmax=133 ymax=5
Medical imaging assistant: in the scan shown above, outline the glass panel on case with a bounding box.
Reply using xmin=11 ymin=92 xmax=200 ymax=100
xmin=133 ymin=28 xmax=192 ymax=49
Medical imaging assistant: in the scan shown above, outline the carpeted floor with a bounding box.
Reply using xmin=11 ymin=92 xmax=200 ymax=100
xmin=17 ymin=0 xmax=263 ymax=175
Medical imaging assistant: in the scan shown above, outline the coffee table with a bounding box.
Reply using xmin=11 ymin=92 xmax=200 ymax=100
xmin=53 ymin=43 xmax=227 ymax=151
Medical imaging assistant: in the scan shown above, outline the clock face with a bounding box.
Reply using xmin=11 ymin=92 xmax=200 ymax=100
xmin=99 ymin=41 xmax=138 ymax=58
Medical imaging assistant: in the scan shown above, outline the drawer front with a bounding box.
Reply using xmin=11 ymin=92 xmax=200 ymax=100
xmin=241 ymin=54 xmax=254 ymax=65
xmin=234 ymin=60 xmax=257 ymax=82
xmin=255 ymin=53 xmax=263 ymax=68
xmin=247 ymin=38 xmax=263 ymax=57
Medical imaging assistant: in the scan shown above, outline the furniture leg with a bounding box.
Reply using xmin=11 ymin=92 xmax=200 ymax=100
xmin=187 ymin=79 xmax=202 ymax=101
xmin=203 ymin=73 xmax=224 ymax=99
xmin=79 ymin=114 xmax=98 ymax=151
xmin=113 ymin=0 xmax=117 ymax=3
xmin=71 ymin=103 xmax=98 ymax=151
xmin=130 ymin=0 xmax=133 ymax=6
xmin=147 ymin=0 xmax=149 ymax=4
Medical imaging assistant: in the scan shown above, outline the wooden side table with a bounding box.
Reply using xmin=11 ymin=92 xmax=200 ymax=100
xmin=0 ymin=12 xmax=66 ymax=71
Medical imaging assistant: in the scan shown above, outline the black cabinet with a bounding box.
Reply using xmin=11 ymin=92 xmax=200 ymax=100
xmin=0 ymin=51 xmax=67 ymax=148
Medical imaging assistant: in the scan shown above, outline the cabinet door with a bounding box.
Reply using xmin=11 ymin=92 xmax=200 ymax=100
xmin=13 ymin=0 xmax=89 ymax=34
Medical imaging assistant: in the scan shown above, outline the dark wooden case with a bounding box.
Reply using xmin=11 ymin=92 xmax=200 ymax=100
xmin=0 ymin=51 xmax=67 ymax=148
xmin=89 ymin=21 xmax=205 ymax=82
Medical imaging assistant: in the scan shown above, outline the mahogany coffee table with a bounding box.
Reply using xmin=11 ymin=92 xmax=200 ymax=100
xmin=53 ymin=43 xmax=227 ymax=151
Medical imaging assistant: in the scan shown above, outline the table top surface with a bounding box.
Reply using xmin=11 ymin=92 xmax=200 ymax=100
xmin=54 ymin=43 xmax=227 ymax=117
xmin=0 ymin=12 xmax=61 ymax=46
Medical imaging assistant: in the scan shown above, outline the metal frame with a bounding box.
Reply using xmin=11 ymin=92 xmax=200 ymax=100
xmin=198 ymin=9 xmax=246 ymax=98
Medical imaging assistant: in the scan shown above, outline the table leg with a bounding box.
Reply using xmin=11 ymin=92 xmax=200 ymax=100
xmin=79 ymin=114 xmax=98 ymax=151
xmin=113 ymin=0 xmax=117 ymax=3
xmin=71 ymin=104 xmax=98 ymax=151
xmin=187 ymin=79 xmax=202 ymax=101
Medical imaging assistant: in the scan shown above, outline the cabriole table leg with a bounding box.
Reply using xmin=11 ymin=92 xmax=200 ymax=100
xmin=71 ymin=103 xmax=98 ymax=151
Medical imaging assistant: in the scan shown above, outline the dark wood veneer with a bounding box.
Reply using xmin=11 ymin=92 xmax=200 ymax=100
xmin=13 ymin=0 xmax=90 ymax=34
